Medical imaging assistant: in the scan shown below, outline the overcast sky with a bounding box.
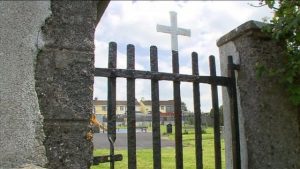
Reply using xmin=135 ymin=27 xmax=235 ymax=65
xmin=93 ymin=1 xmax=273 ymax=112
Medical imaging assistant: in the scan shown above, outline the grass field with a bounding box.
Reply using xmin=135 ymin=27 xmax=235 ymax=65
xmin=92 ymin=127 xmax=225 ymax=169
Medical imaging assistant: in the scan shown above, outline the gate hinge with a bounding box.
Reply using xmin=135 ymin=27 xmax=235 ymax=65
xmin=232 ymin=64 xmax=240 ymax=70
xmin=93 ymin=154 xmax=123 ymax=165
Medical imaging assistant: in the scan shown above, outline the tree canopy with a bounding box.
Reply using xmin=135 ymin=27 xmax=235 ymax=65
xmin=258 ymin=0 xmax=300 ymax=105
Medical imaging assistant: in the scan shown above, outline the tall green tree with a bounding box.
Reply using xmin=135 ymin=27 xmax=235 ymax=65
xmin=181 ymin=102 xmax=188 ymax=111
xmin=258 ymin=0 xmax=300 ymax=105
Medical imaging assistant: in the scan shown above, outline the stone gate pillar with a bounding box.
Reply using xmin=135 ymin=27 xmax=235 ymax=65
xmin=1 ymin=1 xmax=110 ymax=168
xmin=217 ymin=20 xmax=300 ymax=169
xmin=35 ymin=1 xmax=109 ymax=169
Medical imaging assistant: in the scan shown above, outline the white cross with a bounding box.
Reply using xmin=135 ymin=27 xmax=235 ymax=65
xmin=156 ymin=11 xmax=191 ymax=51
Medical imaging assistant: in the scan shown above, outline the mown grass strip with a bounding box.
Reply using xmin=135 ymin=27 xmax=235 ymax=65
xmin=92 ymin=127 xmax=225 ymax=169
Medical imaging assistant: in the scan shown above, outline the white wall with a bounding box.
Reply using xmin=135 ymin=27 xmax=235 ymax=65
xmin=0 ymin=1 xmax=51 ymax=168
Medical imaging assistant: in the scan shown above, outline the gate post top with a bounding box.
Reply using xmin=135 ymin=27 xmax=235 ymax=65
xmin=218 ymin=20 xmax=300 ymax=169
xmin=216 ymin=20 xmax=268 ymax=47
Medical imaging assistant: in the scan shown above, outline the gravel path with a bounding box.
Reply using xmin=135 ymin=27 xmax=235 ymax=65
xmin=93 ymin=133 xmax=174 ymax=149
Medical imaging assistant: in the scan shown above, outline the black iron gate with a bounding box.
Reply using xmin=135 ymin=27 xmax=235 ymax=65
xmin=93 ymin=42 xmax=241 ymax=169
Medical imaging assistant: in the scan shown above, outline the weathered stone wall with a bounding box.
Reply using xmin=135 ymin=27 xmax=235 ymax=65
xmin=1 ymin=1 xmax=110 ymax=168
xmin=0 ymin=1 xmax=51 ymax=168
xmin=35 ymin=1 xmax=104 ymax=169
xmin=218 ymin=20 xmax=300 ymax=169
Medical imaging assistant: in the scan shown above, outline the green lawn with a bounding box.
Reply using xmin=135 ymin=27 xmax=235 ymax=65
xmin=92 ymin=127 xmax=225 ymax=169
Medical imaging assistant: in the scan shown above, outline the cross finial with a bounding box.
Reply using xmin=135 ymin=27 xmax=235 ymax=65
xmin=156 ymin=11 xmax=191 ymax=51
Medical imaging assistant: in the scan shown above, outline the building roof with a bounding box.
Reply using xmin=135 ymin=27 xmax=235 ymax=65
xmin=141 ymin=100 xmax=174 ymax=106
xmin=93 ymin=100 xmax=139 ymax=105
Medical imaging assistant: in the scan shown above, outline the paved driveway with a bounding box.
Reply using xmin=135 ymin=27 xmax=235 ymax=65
xmin=93 ymin=133 xmax=174 ymax=149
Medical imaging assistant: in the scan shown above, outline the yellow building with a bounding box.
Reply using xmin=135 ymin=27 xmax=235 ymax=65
xmin=139 ymin=100 xmax=174 ymax=113
xmin=93 ymin=99 xmax=178 ymax=116
xmin=93 ymin=99 xmax=140 ymax=116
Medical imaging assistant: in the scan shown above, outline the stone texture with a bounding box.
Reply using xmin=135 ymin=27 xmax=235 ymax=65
xmin=35 ymin=49 xmax=94 ymax=120
xmin=1 ymin=0 xmax=110 ymax=168
xmin=218 ymin=20 xmax=300 ymax=169
xmin=34 ymin=1 xmax=104 ymax=169
xmin=0 ymin=1 xmax=50 ymax=168
xmin=43 ymin=121 xmax=93 ymax=169
xmin=17 ymin=164 xmax=46 ymax=169
xmin=42 ymin=1 xmax=97 ymax=51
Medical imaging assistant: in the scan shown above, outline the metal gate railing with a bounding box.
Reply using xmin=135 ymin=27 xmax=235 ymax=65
xmin=93 ymin=42 xmax=241 ymax=169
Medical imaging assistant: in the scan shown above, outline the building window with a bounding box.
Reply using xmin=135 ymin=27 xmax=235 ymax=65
xmin=166 ymin=106 xmax=173 ymax=112
xmin=120 ymin=106 xmax=124 ymax=111
xmin=102 ymin=106 xmax=107 ymax=111
xmin=160 ymin=106 xmax=165 ymax=110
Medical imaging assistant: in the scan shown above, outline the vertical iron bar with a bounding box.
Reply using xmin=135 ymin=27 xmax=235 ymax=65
xmin=172 ymin=50 xmax=183 ymax=169
xmin=127 ymin=44 xmax=137 ymax=169
xmin=227 ymin=56 xmax=241 ymax=169
xmin=150 ymin=46 xmax=162 ymax=169
xmin=107 ymin=42 xmax=117 ymax=169
xmin=209 ymin=55 xmax=221 ymax=169
xmin=192 ymin=52 xmax=203 ymax=169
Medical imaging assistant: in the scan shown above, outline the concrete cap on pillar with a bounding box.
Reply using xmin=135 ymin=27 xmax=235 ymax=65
xmin=217 ymin=20 xmax=268 ymax=47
